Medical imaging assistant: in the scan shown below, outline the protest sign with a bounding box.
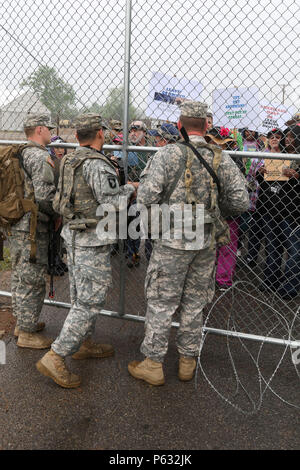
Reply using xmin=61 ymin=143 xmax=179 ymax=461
xmin=213 ymin=87 xmax=260 ymax=130
xmin=146 ymin=72 xmax=203 ymax=121
xmin=258 ymin=101 xmax=297 ymax=133
xmin=264 ymin=159 xmax=291 ymax=181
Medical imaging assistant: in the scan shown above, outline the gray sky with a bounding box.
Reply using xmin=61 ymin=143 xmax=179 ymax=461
xmin=0 ymin=0 xmax=299 ymax=116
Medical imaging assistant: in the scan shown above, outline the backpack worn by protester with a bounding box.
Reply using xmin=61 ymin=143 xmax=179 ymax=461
xmin=0 ymin=144 xmax=38 ymax=262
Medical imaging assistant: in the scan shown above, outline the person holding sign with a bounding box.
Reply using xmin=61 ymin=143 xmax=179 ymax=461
xmin=255 ymin=127 xmax=300 ymax=296
xmin=245 ymin=129 xmax=283 ymax=267
xmin=276 ymin=125 xmax=300 ymax=299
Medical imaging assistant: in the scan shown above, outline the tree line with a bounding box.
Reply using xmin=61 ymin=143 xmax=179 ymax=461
xmin=21 ymin=65 xmax=143 ymax=126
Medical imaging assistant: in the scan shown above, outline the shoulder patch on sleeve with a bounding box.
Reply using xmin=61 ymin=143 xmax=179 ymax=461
xmin=46 ymin=156 xmax=55 ymax=168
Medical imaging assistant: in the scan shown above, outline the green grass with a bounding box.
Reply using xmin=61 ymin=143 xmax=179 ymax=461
xmin=0 ymin=247 xmax=11 ymax=271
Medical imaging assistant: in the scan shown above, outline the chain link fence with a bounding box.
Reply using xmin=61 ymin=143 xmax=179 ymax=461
xmin=0 ymin=0 xmax=299 ymax=352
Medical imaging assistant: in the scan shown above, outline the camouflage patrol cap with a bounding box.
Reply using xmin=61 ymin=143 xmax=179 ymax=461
xmin=74 ymin=113 xmax=108 ymax=131
xmin=179 ymin=101 xmax=208 ymax=119
xmin=110 ymin=120 xmax=123 ymax=131
xmin=24 ymin=113 xmax=55 ymax=129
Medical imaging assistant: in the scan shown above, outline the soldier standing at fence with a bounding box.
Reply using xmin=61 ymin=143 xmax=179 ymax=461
xmin=36 ymin=113 xmax=137 ymax=388
xmin=10 ymin=113 xmax=57 ymax=349
xmin=128 ymin=101 xmax=249 ymax=386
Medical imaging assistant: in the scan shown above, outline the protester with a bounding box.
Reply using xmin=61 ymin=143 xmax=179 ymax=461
xmin=244 ymin=129 xmax=284 ymax=267
xmin=276 ymin=125 xmax=300 ymax=299
xmin=206 ymin=112 xmax=213 ymax=131
xmin=252 ymin=126 xmax=300 ymax=294
xmin=205 ymin=127 xmax=243 ymax=290
xmin=126 ymin=121 xmax=152 ymax=267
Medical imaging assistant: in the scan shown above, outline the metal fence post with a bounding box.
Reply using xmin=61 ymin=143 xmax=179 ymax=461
xmin=119 ymin=0 xmax=133 ymax=316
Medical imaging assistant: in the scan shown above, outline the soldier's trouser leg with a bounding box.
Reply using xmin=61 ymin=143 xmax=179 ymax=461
xmin=66 ymin=248 xmax=97 ymax=341
xmin=8 ymin=231 xmax=48 ymax=332
xmin=67 ymin=250 xmax=76 ymax=306
xmin=176 ymin=248 xmax=216 ymax=357
xmin=10 ymin=266 xmax=18 ymax=318
xmin=140 ymin=242 xmax=210 ymax=362
xmin=51 ymin=244 xmax=112 ymax=358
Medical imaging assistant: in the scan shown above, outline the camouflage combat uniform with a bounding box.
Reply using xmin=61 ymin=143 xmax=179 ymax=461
xmin=8 ymin=116 xmax=56 ymax=332
xmin=51 ymin=117 xmax=135 ymax=358
xmin=137 ymin=102 xmax=249 ymax=362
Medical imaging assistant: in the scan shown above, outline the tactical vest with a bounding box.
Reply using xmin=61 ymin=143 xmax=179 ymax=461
xmin=180 ymin=142 xmax=231 ymax=246
xmin=53 ymin=148 xmax=117 ymax=230
xmin=153 ymin=142 xmax=230 ymax=247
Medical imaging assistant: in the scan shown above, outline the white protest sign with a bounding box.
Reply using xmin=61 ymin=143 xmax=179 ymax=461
xmin=213 ymin=87 xmax=260 ymax=129
xmin=257 ymin=101 xmax=297 ymax=133
xmin=146 ymin=72 xmax=203 ymax=121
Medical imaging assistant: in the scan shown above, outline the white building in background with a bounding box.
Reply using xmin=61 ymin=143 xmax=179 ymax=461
xmin=0 ymin=91 xmax=50 ymax=131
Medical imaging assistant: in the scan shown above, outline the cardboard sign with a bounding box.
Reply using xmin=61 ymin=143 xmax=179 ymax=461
xmin=264 ymin=159 xmax=291 ymax=181
xmin=213 ymin=87 xmax=260 ymax=130
xmin=146 ymin=72 xmax=203 ymax=121
xmin=258 ymin=101 xmax=297 ymax=133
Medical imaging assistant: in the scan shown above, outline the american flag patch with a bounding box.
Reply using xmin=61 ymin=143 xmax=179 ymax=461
xmin=46 ymin=156 xmax=55 ymax=168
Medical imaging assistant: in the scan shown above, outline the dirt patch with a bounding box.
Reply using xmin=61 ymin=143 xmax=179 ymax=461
xmin=0 ymin=270 xmax=15 ymax=336
xmin=0 ymin=306 xmax=15 ymax=336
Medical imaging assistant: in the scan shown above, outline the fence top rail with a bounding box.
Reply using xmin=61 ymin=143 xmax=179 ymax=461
xmin=0 ymin=140 xmax=299 ymax=161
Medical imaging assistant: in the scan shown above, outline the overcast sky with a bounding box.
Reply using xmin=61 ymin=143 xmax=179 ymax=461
xmin=0 ymin=0 xmax=299 ymax=117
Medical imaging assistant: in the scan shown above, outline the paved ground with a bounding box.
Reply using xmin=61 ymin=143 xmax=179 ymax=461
xmin=0 ymin=252 xmax=299 ymax=450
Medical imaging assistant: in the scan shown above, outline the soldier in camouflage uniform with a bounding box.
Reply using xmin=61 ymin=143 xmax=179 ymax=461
xmin=110 ymin=119 xmax=123 ymax=134
xmin=103 ymin=120 xmax=123 ymax=154
xmin=128 ymin=101 xmax=249 ymax=385
xmin=37 ymin=114 xmax=137 ymax=388
xmin=8 ymin=113 xmax=56 ymax=349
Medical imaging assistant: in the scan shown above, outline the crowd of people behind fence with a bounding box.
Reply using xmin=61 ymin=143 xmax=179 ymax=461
xmin=50 ymin=110 xmax=300 ymax=300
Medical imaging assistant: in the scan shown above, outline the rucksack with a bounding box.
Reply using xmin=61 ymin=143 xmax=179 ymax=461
xmin=53 ymin=150 xmax=117 ymax=229
xmin=0 ymin=144 xmax=38 ymax=262
xmin=146 ymin=142 xmax=230 ymax=247
xmin=178 ymin=142 xmax=231 ymax=247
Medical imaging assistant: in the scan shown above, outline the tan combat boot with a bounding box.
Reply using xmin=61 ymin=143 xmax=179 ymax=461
xmin=36 ymin=349 xmax=81 ymax=389
xmin=17 ymin=331 xmax=53 ymax=349
xmin=178 ymin=356 xmax=197 ymax=381
xmin=128 ymin=358 xmax=165 ymax=386
xmin=14 ymin=322 xmax=45 ymax=337
xmin=72 ymin=338 xmax=114 ymax=360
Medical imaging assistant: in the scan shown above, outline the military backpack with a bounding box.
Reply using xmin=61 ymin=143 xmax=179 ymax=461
xmin=0 ymin=144 xmax=38 ymax=262
xmin=53 ymin=149 xmax=118 ymax=230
